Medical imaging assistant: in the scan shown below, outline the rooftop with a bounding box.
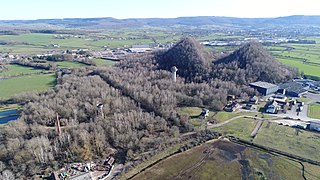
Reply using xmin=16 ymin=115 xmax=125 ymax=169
xmin=249 ymin=81 xmax=278 ymax=89
xmin=279 ymin=81 xmax=309 ymax=94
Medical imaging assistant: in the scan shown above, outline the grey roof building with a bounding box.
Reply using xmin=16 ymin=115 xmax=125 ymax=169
xmin=278 ymin=81 xmax=309 ymax=97
xmin=249 ymin=81 xmax=279 ymax=96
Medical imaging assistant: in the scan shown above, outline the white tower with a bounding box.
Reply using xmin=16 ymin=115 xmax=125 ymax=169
xmin=171 ymin=66 xmax=178 ymax=82
xmin=96 ymin=103 xmax=104 ymax=118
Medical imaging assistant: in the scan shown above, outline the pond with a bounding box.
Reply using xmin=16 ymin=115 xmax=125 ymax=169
xmin=0 ymin=109 xmax=19 ymax=124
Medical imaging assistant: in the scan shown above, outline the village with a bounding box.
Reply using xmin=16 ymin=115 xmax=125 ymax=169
xmin=0 ymin=44 xmax=158 ymax=64
xmin=223 ymin=79 xmax=320 ymax=132
xmin=201 ymin=37 xmax=316 ymax=47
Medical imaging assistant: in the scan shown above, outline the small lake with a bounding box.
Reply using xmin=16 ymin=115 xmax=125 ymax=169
xmin=0 ymin=109 xmax=19 ymax=124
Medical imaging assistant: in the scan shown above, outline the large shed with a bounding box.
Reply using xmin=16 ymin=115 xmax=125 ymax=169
xmin=278 ymin=81 xmax=308 ymax=97
xmin=249 ymin=81 xmax=279 ymax=96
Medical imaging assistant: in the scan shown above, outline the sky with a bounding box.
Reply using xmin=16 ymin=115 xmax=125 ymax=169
xmin=0 ymin=0 xmax=319 ymax=20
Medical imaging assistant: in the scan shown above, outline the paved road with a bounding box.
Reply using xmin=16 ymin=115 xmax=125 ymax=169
xmin=271 ymin=93 xmax=320 ymax=122
xmin=207 ymin=115 xmax=281 ymax=129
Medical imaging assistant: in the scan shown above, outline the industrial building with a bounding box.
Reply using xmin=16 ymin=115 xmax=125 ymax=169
xmin=249 ymin=81 xmax=279 ymax=96
xmin=278 ymin=81 xmax=309 ymax=97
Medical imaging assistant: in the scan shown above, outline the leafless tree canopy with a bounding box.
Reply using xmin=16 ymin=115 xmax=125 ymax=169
xmin=0 ymin=38 xmax=298 ymax=178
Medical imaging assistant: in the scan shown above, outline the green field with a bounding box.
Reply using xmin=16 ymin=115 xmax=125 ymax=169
xmin=308 ymin=102 xmax=320 ymax=119
xmin=55 ymin=61 xmax=86 ymax=68
xmin=178 ymin=107 xmax=273 ymax=130
xmin=254 ymin=122 xmax=320 ymax=162
xmin=0 ymin=31 xmax=175 ymax=54
xmin=0 ymin=73 xmax=56 ymax=99
xmin=92 ymin=58 xmax=117 ymax=66
xmin=213 ymin=111 xmax=272 ymax=123
xmin=132 ymin=140 xmax=318 ymax=180
xmin=211 ymin=114 xmax=320 ymax=162
xmin=0 ymin=33 xmax=101 ymax=53
xmin=269 ymin=42 xmax=320 ymax=78
xmin=0 ymin=64 xmax=43 ymax=77
xmin=277 ymin=58 xmax=320 ymax=77
xmin=0 ymin=58 xmax=112 ymax=101
xmin=212 ymin=117 xmax=256 ymax=141
xmin=120 ymin=141 xmax=191 ymax=180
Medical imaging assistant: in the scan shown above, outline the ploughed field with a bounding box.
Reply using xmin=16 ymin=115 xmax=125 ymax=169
xmin=133 ymin=140 xmax=320 ymax=180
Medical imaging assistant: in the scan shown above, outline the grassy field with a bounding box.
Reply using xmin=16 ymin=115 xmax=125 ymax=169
xmin=0 ymin=59 xmax=108 ymax=101
xmin=120 ymin=141 xmax=191 ymax=180
xmin=177 ymin=107 xmax=213 ymax=128
xmin=212 ymin=117 xmax=256 ymax=141
xmin=308 ymin=102 xmax=320 ymax=119
xmin=254 ymin=122 xmax=320 ymax=162
xmin=269 ymin=42 xmax=320 ymax=78
xmin=0 ymin=64 xmax=43 ymax=77
xmin=0 ymin=32 xmax=169 ymax=54
xmin=133 ymin=140 xmax=313 ymax=180
xmin=213 ymin=111 xmax=272 ymax=123
xmin=277 ymin=57 xmax=320 ymax=77
xmin=304 ymin=162 xmax=320 ymax=180
xmin=0 ymin=73 xmax=56 ymax=100
xmin=55 ymin=61 xmax=86 ymax=68
xmin=92 ymin=58 xmax=117 ymax=66
xmin=178 ymin=107 xmax=273 ymax=130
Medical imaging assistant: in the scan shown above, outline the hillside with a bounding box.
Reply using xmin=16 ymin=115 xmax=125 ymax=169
xmin=133 ymin=140 xmax=315 ymax=180
xmin=157 ymin=37 xmax=212 ymax=80
xmin=212 ymin=41 xmax=299 ymax=84
xmin=1 ymin=15 xmax=320 ymax=28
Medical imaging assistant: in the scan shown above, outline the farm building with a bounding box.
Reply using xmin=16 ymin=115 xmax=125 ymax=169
xmin=278 ymin=81 xmax=309 ymax=97
xmin=199 ymin=109 xmax=209 ymax=119
xmin=266 ymin=101 xmax=280 ymax=114
xmin=269 ymin=94 xmax=287 ymax=104
xmin=128 ymin=45 xmax=152 ymax=53
xmin=224 ymin=102 xmax=241 ymax=112
xmin=249 ymin=81 xmax=279 ymax=96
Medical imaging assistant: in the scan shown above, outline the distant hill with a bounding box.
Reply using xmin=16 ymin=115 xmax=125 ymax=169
xmin=1 ymin=15 xmax=320 ymax=28
xmin=212 ymin=41 xmax=299 ymax=84
xmin=157 ymin=37 xmax=212 ymax=80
